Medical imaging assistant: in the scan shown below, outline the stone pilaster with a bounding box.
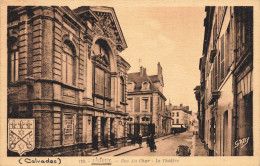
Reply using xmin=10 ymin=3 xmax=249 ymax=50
xmin=41 ymin=10 xmax=53 ymax=80
xmin=18 ymin=11 xmax=28 ymax=81
xmin=53 ymin=20 xmax=62 ymax=82
xmin=52 ymin=109 xmax=61 ymax=147
xmin=32 ymin=18 xmax=42 ymax=78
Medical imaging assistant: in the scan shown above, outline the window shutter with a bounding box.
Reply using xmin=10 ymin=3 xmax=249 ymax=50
xmin=214 ymin=56 xmax=218 ymax=90
xmin=95 ymin=67 xmax=101 ymax=94
xmin=62 ymin=53 xmax=67 ymax=83
xmin=221 ymin=35 xmax=225 ymax=81
xmin=14 ymin=51 xmax=19 ymax=81
xmin=217 ymin=53 xmax=220 ymax=88
xmin=225 ymin=25 xmax=230 ymax=77
xmin=10 ymin=52 xmax=15 ymax=82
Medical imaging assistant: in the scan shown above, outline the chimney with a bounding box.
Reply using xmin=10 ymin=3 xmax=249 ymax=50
xmin=180 ymin=103 xmax=183 ymax=107
xmin=140 ymin=66 xmax=146 ymax=76
xmin=157 ymin=62 xmax=162 ymax=75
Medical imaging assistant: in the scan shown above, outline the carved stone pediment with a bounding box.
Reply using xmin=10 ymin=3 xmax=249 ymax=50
xmin=73 ymin=6 xmax=127 ymax=51
xmin=94 ymin=12 xmax=121 ymax=44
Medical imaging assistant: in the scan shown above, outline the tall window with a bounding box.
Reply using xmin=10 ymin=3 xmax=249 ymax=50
xmin=120 ymin=77 xmax=125 ymax=102
xmin=172 ymin=119 xmax=174 ymax=124
xmin=177 ymin=112 xmax=179 ymax=117
xmin=225 ymin=24 xmax=231 ymax=76
xmin=8 ymin=38 xmax=19 ymax=83
xmin=213 ymin=53 xmax=219 ymax=91
xmin=213 ymin=16 xmax=217 ymax=48
xmin=93 ymin=40 xmax=111 ymax=107
xmin=176 ymin=119 xmax=179 ymax=124
xmin=142 ymin=98 xmax=148 ymax=110
xmin=172 ymin=112 xmax=175 ymax=117
xmin=220 ymin=35 xmax=225 ymax=81
xmin=62 ymin=41 xmax=75 ymax=85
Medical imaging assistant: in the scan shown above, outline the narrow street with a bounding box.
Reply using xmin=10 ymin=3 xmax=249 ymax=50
xmin=120 ymin=131 xmax=193 ymax=156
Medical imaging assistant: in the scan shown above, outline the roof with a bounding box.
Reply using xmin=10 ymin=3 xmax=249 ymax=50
xmin=128 ymin=72 xmax=157 ymax=91
xmin=166 ymin=104 xmax=191 ymax=114
xmin=149 ymin=75 xmax=160 ymax=83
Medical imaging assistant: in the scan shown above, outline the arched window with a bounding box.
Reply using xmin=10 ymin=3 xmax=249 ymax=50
xmin=8 ymin=37 xmax=19 ymax=83
xmin=93 ymin=40 xmax=111 ymax=107
xmin=120 ymin=77 xmax=125 ymax=102
xmin=62 ymin=41 xmax=75 ymax=85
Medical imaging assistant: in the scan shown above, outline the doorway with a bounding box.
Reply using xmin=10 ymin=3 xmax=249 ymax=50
xmin=223 ymin=111 xmax=228 ymax=156
xmin=92 ymin=117 xmax=98 ymax=149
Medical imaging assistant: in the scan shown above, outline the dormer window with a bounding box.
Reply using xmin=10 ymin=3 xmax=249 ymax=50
xmin=141 ymin=81 xmax=150 ymax=91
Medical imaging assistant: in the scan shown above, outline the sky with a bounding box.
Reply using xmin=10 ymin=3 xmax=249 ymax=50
xmin=115 ymin=7 xmax=206 ymax=113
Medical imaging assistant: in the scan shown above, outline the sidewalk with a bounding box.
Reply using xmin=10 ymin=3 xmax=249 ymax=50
xmin=192 ymin=134 xmax=208 ymax=156
xmin=96 ymin=134 xmax=174 ymax=156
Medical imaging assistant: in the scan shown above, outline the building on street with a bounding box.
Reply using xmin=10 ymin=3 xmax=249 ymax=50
xmin=194 ymin=6 xmax=253 ymax=156
xmin=166 ymin=103 xmax=192 ymax=132
xmin=7 ymin=6 xmax=131 ymax=156
xmin=126 ymin=63 xmax=171 ymax=139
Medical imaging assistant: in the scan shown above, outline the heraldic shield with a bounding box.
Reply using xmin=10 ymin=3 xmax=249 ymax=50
xmin=8 ymin=119 xmax=35 ymax=156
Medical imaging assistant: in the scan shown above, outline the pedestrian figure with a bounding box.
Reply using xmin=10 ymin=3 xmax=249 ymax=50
xmin=146 ymin=135 xmax=150 ymax=147
xmin=138 ymin=134 xmax=142 ymax=148
xmin=148 ymin=134 xmax=156 ymax=152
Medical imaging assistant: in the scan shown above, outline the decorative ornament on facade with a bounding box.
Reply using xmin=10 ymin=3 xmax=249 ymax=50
xmin=94 ymin=12 xmax=121 ymax=44
xmin=8 ymin=118 xmax=35 ymax=156
xmin=92 ymin=51 xmax=110 ymax=67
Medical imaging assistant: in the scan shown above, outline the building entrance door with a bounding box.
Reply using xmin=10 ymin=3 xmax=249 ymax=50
xmin=92 ymin=117 xmax=98 ymax=149
xmin=223 ymin=111 xmax=228 ymax=156
xmin=101 ymin=117 xmax=108 ymax=147
xmin=110 ymin=118 xmax=115 ymax=146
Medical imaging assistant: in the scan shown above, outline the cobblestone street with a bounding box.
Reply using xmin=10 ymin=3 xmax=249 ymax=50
xmin=99 ymin=130 xmax=207 ymax=156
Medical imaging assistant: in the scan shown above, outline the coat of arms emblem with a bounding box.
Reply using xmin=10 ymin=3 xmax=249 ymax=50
xmin=8 ymin=118 xmax=35 ymax=156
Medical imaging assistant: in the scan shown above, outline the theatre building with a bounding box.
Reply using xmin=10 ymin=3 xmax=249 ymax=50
xmin=7 ymin=6 xmax=130 ymax=156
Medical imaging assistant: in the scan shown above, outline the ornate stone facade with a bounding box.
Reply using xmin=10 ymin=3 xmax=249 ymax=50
xmin=7 ymin=6 xmax=130 ymax=156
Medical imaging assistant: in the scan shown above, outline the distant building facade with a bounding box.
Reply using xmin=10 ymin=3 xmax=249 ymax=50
xmin=167 ymin=103 xmax=192 ymax=128
xmin=7 ymin=6 xmax=131 ymax=156
xmin=194 ymin=6 xmax=253 ymax=156
xmin=126 ymin=63 xmax=171 ymax=138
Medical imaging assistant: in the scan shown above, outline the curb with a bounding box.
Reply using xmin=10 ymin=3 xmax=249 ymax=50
xmin=92 ymin=148 xmax=119 ymax=156
xmin=114 ymin=147 xmax=142 ymax=156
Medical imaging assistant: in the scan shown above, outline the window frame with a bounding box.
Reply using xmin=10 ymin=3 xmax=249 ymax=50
xmin=220 ymin=34 xmax=225 ymax=82
xmin=92 ymin=40 xmax=112 ymax=107
xmin=62 ymin=41 xmax=76 ymax=86
xmin=120 ymin=77 xmax=125 ymax=103
xmin=8 ymin=38 xmax=19 ymax=83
